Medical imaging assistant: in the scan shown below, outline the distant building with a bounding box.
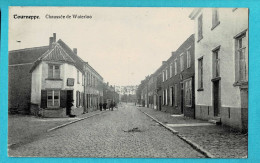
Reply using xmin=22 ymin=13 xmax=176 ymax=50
xmin=189 ymin=8 xmax=248 ymax=131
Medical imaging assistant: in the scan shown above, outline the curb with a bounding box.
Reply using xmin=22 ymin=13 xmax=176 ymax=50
xmin=138 ymin=109 xmax=179 ymax=134
xmin=47 ymin=111 xmax=108 ymax=132
xmin=137 ymin=108 xmax=215 ymax=158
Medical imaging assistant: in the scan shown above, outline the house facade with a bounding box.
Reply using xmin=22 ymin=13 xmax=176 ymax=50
xmin=9 ymin=33 xmax=104 ymax=117
xmin=160 ymin=34 xmax=195 ymax=118
xmin=189 ymin=8 xmax=248 ymax=131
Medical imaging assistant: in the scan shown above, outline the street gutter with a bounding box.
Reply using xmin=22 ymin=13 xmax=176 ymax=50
xmin=137 ymin=108 xmax=215 ymax=158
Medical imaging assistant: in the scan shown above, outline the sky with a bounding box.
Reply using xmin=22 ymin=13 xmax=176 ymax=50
xmin=9 ymin=7 xmax=194 ymax=86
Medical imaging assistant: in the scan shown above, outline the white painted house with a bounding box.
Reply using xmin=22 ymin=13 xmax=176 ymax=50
xmin=189 ymin=8 xmax=248 ymax=131
xmin=30 ymin=35 xmax=85 ymax=117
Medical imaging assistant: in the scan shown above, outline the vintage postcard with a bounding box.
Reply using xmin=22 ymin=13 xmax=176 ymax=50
xmin=8 ymin=7 xmax=248 ymax=158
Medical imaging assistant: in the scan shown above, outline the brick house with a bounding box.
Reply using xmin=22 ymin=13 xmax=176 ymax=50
xmin=9 ymin=46 xmax=49 ymax=114
xmin=160 ymin=34 xmax=195 ymax=118
xmin=9 ymin=33 xmax=104 ymax=117
xmin=189 ymin=8 xmax=248 ymax=131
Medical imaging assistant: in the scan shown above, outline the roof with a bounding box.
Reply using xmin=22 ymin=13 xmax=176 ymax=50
xmin=57 ymin=39 xmax=103 ymax=79
xmin=57 ymin=39 xmax=85 ymax=73
xmin=9 ymin=46 xmax=49 ymax=65
xmin=41 ymin=43 xmax=75 ymax=63
xmin=30 ymin=42 xmax=75 ymax=72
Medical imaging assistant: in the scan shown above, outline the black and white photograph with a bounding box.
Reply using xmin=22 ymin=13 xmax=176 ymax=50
xmin=8 ymin=7 xmax=248 ymax=158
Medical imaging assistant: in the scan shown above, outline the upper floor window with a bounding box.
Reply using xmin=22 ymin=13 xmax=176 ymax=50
xmin=162 ymin=71 xmax=165 ymax=82
xmin=198 ymin=57 xmax=203 ymax=90
xmin=187 ymin=49 xmax=191 ymax=68
xmin=48 ymin=64 xmax=60 ymax=79
xmin=198 ymin=14 xmax=203 ymax=41
xmin=180 ymin=54 xmax=184 ymax=72
xmin=165 ymin=68 xmax=168 ymax=80
xmin=174 ymin=59 xmax=177 ymax=75
xmin=82 ymin=75 xmax=85 ymax=86
xmin=212 ymin=8 xmax=220 ymax=30
xmin=212 ymin=46 xmax=220 ymax=78
xmin=170 ymin=63 xmax=173 ymax=78
xmin=77 ymin=70 xmax=80 ymax=84
xmin=235 ymin=31 xmax=248 ymax=83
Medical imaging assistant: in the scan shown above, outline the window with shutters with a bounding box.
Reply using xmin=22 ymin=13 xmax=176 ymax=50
xmin=212 ymin=8 xmax=220 ymax=30
xmin=234 ymin=30 xmax=248 ymax=84
xmin=47 ymin=90 xmax=60 ymax=107
xmin=48 ymin=64 xmax=60 ymax=79
xmin=184 ymin=79 xmax=192 ymax=107
xmin=198 ymin=14 xmax=203 ymax=41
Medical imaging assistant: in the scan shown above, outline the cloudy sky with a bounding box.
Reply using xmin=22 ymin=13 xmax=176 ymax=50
xmin=9 ymin=7 xmax=194 ymax=86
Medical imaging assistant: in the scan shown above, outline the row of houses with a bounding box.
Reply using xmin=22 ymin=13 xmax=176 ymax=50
xmin=9 ymin=33 xmax=119 ymax=117
xmin=137 ymin=8 xmax=248 ymax=132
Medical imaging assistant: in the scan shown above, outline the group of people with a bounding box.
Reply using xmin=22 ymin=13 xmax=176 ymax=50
xmin=99 ymin=101 xmax=117 ymax=111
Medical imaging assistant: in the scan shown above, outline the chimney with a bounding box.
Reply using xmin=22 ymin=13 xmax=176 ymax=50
xmin=171 ymin=51 xmax=175 ymax=56
xmin=162 ymin=61 xmax=167 ymax=65
xmin=49 ymin=37 xmax=53 ymax=49
xmin=53 ymin=33 xmax=56 ymax=42
xmin=73 ymin=48 xmax=77 ymax=55
xmin=107 ymin=82 xmax=109 ymax=86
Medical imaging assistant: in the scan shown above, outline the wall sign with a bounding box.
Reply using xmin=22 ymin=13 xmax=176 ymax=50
xmin=67 ymin=78 xmax=74 ymax=86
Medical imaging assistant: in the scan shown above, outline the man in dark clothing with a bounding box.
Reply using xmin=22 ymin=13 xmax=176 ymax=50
xmin=99 ymin=102 xmax=103 ymax=111
xmin=103 ymin=102 xmax=107 ymax=110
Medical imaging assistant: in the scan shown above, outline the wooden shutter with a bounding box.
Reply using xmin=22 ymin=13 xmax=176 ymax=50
xmin=41 ymin=90 xmax=47 ymax=108
xmin=60 ymin=90 xmax=67 ymax=108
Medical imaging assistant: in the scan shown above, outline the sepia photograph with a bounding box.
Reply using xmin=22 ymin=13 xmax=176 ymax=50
xmin=8 ymin=7 xmax=248 ymax=158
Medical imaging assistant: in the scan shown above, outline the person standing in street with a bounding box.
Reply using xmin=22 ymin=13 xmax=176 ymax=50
xmin=99 ymin=102 xmax=103 ymax=111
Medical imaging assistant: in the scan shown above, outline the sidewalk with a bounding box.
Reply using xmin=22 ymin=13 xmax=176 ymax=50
xmin=138 ymin=107 xmax=248 ymax=158
xmin=8 ymin=109 xmax=106 ymax=148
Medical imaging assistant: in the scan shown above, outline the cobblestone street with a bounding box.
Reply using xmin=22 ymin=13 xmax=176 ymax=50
xmin=8 ymin=104 xmax=204 ymax=158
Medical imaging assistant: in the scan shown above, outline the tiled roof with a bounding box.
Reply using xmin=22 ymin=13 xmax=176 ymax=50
xmin=9 ymin=46 xmax=49 ymax=65
xmin=57 ymin=39 xmax=85 ymax=73
xmin=41 ymin=43 xmax=75 ymax=63
xmin=30 ymin=42 xmax=75 ymax=73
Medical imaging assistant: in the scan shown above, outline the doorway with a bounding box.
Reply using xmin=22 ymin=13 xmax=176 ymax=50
xmin=213 ymin=80 xmax=220 ymax=116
